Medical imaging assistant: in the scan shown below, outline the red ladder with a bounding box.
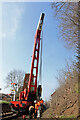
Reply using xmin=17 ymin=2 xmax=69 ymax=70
xmin=28 ymin=29 xmax=41 ymax=95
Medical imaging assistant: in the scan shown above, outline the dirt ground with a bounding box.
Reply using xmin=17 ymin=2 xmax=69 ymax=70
xmin=42 ymin=73 xmax=79 ymax=119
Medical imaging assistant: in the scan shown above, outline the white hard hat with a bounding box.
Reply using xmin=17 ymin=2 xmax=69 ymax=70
xmin=34 ymin=100 xmax=37 ymax=103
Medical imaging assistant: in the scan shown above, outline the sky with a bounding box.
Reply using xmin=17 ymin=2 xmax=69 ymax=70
xmin=0 ymin=2 xmax=75 ymax=100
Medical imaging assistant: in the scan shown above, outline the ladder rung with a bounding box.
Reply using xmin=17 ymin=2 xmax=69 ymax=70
xmin=33 ymin=67 xmax=37 ymax=69
xmin=31 ymin=85 xmax=35 ymax=87
xmin=35 ymin=49 xmax=38 ymax=51
xmin=35 ymin=57 xmax=38 ymax=60
xmin=32 ymin=76 xmax=36 ymax=78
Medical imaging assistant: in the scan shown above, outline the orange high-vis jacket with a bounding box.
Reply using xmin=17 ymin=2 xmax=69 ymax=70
xmin=35 ymin=103 xmax=39 ymax=113
xmin=37 ymin=102 xmax=41 ymax=106
xmin=40 ymin=100 xmax=43 ymax=104
xmin=35 ymin=103 xmax=38 ymax=110
xmin=35 ymin=100 xmax=44 ymax=113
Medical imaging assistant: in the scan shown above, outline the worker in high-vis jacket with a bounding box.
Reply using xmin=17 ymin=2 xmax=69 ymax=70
xmin=34 ymin=99 xmax=44 ymax=118
xmin=29 ymin=105 xmax=35 ymax=119
xmin=29 ymin=99 xmax=44 ymax=118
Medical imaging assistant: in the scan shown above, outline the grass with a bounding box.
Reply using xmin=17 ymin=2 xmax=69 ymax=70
xmin=0 ymin=100 xmax=10 ymax=104
xmin=60 ymin=115 xmax=76 ymax=118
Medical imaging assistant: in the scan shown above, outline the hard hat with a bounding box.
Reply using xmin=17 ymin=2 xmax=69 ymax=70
xmin=34 ymin=100 xmax=37 ymax=103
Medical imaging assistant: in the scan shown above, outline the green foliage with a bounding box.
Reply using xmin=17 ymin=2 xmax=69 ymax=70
xmin=0 ymin=100 xmax=10 ymax=104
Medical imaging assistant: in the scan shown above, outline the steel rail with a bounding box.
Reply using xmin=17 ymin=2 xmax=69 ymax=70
xmin=0 ymin=112 xmax=22 ymax=120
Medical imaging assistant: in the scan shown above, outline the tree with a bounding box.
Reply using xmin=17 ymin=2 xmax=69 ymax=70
xmin=4 ymin=69 xmax=25 ymax=91
xmin=50 ymin=2 xmax=80 ymax=117
xmin=52 ymin=2 xmax=79 ymax=51
xmin=50 ymin=61 xmax=79 ymax=117
xmin=56 ymin=61 xmax=78 ymax=88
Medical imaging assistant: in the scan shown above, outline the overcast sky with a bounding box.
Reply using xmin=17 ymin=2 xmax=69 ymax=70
xmin=0 ymin=2 xmax=75 ymax=100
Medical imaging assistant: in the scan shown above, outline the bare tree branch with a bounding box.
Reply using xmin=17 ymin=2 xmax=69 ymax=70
xmin=4 ymin=69 xmax=25 ymax=90
xmin=52 ymin=2 xmax=78 ymax=51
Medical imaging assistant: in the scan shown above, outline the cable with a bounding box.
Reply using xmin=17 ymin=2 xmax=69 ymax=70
xmin=39 ymin=31 xmax=43 ymax=85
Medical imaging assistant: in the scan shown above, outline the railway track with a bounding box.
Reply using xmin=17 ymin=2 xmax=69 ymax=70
xmin=0 ymin=111 xmax=23 ymax=120
xmin=0 ymin=102 xmax=29 ymax=120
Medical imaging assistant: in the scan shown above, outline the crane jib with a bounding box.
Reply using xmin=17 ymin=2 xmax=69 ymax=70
xmin=27 ymin=13 xmax=45 ymax=101
xmin=37 ymin=13 xmax=45 ymax=30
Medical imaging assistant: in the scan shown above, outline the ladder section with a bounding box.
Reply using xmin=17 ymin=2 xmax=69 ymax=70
xmin=31 ymin=43 xmax=39 ymax=91
xmin=28 ymin=30 xmax=41 ymax=95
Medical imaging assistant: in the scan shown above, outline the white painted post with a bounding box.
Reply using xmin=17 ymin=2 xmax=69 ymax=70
xmin=13 ymin=90 xmax=15 ymax=101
